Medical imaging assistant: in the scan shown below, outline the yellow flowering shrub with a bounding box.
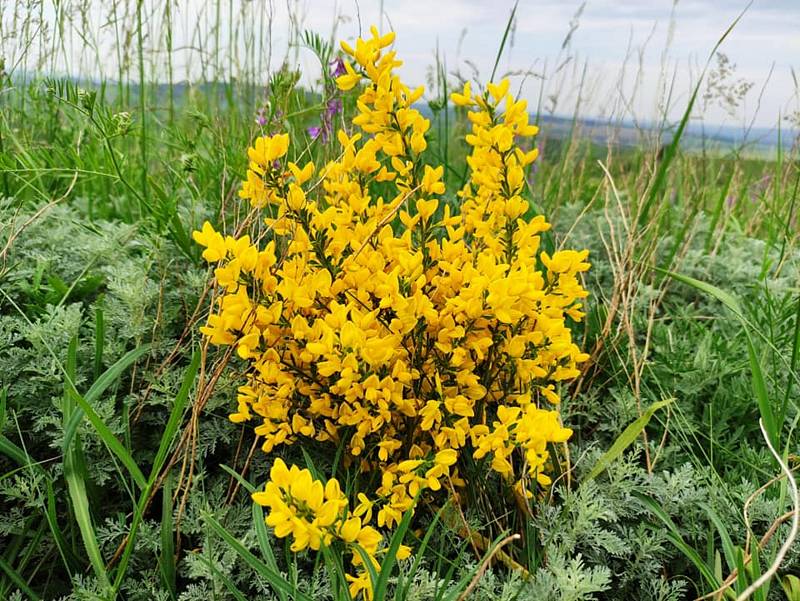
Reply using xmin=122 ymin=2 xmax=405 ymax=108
xmin=194 ymin=25 xmax=589 ymax=597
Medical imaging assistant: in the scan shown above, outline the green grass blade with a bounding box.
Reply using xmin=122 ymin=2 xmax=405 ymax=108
xmin=705 ymin=170 xmax=735 ymax=252
xmin=0 ymin=435 xmax=30 ymax=467
xmin=85 ymin=344 xmax=152 ymax=404
xmin=65 ymin=383 xmax=148 ymax=490
xmin=300 ymin=447 xmax=324 ymax=481
xmin=353 ymin=545 xmax=380 ymax=600
xmin=489 ymin=1 xmax=518 ymax=83
xmin=660 ymin=268 xmax=779 ymax=448
xmin=320 ymin=543 xmax=354 ymax=601
xmin=0 ymin=555 xmax=41 ymax=601
xmin=658 ymin=268 xmax=742 ymax=314
xmin=373 ymin=505 xmax=414 ymax=600
xmin=44 ymin=477 xmax=78 ymax=576
xmin=203 ymin=512 xmax=314 ymax=601
xmin=221 ymin=459 xmax=291 ymax=596
xmin=159 ymin=472 xmax=176 ymax=598
xmin=253 ymin=504 xmax=289 ymax=601
xmin=93 ymin=307 xmax=104 ymax=381
xmin=63 ymin=344 xmax=152 ymax=453
xmin=64 ymin=455 xmax=110 ymax=591
xmin=781 ymin=574 xmax=800 ymax=600
xmin=221 ymin=463 xmax=255 ymax=493
xmin=750 ymin=543 xmax=767 ymax=601
xmin=0 ymin=387 xmax=6 ymax=432
xmin=111 ymin=351 xmax=200 ymax=594
xmin=149 ymin=351 xmax=199 ymax=479
xmin=779 ymin=294 xmax=800 ymax=431
xmin=701 ymin=502 xmax=736 ymax=573
xmin=735 ymin=547 xmax=749 ymax=597
xmin=634 ymin=492 xmax=721 ymax=592
xmin=585 ymin=399 xmax=673 ymax=481
xmin=638 ymin=5 xmax=749 ymax=226
xmin=745 ymin=332 xmax=777 ymax=448
xmin=63 ymin=336 xmax=111 ymax=592
xmin=397 ymin=506 xmax=444 ymax=599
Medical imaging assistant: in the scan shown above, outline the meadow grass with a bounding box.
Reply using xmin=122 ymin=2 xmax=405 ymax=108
xmin=0 ymin=1 xmax=798 ymax=600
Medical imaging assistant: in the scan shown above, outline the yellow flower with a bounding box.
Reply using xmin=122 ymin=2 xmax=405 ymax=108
xmin=248 ymin=133 xmax=289 ymax=167
xmin=339 ymin=516 xmax=362 ymax=543
xmin=288 ymin=161 xmax=315 ymax=185
xmin=286 ymin=184 xmax=306 ymax=211
xmin=192 ymin=221 xmax=226 ymax=262
xmin=486 ymin=79 xmax=510 ymax=103
xmin=451 ymin=81 xmax=474 ymax=106
xmin=416 ymin=198 xmax=438 ymax=221
xmin=347 ymin=571 xmax=372 ymax=600
xmin=336 ymin=60 xmax=362 ymax=91
xmin=434 ymin=449 xmax=458 ymax=467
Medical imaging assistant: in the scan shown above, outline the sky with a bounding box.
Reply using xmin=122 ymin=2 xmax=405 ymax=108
xmin=6 ymin=0 xmax=799 ymax=128
xmin=286 ymin=0 xmax=800 ymax=128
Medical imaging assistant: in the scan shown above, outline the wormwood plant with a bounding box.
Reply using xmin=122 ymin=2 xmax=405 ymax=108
xmin=194 ymin=27 xmax=589 ymax=597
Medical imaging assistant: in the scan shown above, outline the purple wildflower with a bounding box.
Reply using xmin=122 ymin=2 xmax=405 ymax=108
xmin=326 ymin=97 xmax=342 ymax=118
xmin=255 ymin=108 xmax=267 ymax=127
xmin=308 ymin=98 xmax=342 ymax=144
xmin=330 ymin=57 xmax=346 ymax=78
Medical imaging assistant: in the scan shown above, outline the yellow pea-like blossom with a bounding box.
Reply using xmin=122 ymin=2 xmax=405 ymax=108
xmin=247 ymin=133 xmax=289 ymax=168
xmin=192 ymin=221 xmax=227 ymax=262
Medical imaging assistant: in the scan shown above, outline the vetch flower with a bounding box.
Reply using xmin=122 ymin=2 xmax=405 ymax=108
xmin=330 ymin=57 xmax=347 ymax=78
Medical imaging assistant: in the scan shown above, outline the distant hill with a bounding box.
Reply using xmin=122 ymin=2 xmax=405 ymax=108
xmin=531 ymin=113 xmax=797 ymax=154
xmin=14 ymin=73 xmax=797 ymax=155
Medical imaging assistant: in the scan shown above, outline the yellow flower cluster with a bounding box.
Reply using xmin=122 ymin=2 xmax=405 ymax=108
xmin=194 ymin=25 xmax=589 ymax=597
xmin=252 ymin=459 xmax=409 ymax=598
